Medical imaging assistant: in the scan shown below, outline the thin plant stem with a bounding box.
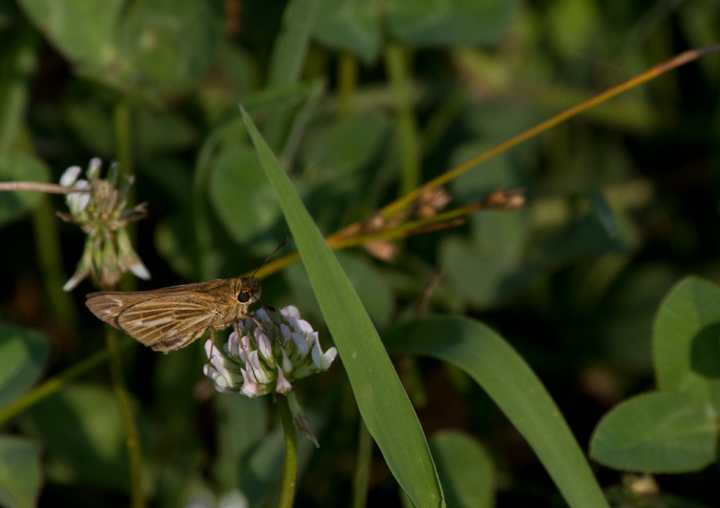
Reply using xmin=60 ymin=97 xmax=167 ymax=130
xmin=325 ymin=43 xmax=720 ymax=243
xmin=31 ymin=197 xmax=78 ymax=326
xmin=113 ymin=101 xmax=138 ymax=292
xmin=351 ymin=417 xmax=373 ymax=508
xmin=105 ymin=326 xmax=146 ymax=508
xmin=0 ymin=336 xmax=135 ymax=426
xmin=338 ymin=52 xmax=358 ymax=118
xmin=384 ymin=42 xmax=421 ymax=196
xmin=277 ymin=395 xmax=298 ymax=508
xmin=0 ymin=181 xmax=89 ymax=194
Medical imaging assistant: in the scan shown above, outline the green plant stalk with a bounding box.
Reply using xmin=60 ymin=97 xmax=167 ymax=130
xmin=351 ymin=418 xmax=373 ymax=508
xmin=0 ymin=19 xmax=39 ymax=152
xmin=0 ymin=336 xmax=135 ymax=425
xmin=384 ymin=43 xmax=420 ymax=196
xmin=113 ymin=102 xmax=138 ymax=292
xmin=338 ymin=52 xmax=358 ymax=119
xmin=105 ymin=326 xmax=146 ymax=508
xmin=277 ymin=395 xmax=298 ymax=508
xmin=263 ymin=0 xmax=322 ymax=150
xmin=31 ymin=197 xmax=79 ymax=326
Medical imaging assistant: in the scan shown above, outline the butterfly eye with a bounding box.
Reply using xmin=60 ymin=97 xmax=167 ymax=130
xmin=237 ymin=292 xmax=251 ymax=303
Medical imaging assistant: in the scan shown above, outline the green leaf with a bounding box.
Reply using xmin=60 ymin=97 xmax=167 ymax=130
xmin=135 ymin=110 xmax=198 ymax=157
xmin=654 ymin=276 xmax=720 ymax=412
xmin=385 ymin=0 xmax=515 ymax=47
xmin=301 ymin=113 xmax=391 ymax=179
xmin=117 ymin=0 xmax=225 ymax=93
xmin=266 ymin=0 xmax=322 ymax=88
xmin=208 ymin=146 xmax=282 ymax=243
xmin=429 ymin=431 xmax=494 ymax=508
xmin=241 ymin=107 xmax=445 ymax=507
xmin=20 ymin=383 xmax=130 ymax=491
xmin=384 ymin=316 xmax=609 ymax=508
xmin=0 ymin=324 xmax=50 ymax=410
xmin=0 ymin=436 xmax=41 ymax=508
xmin=17 ymin=0 xmax=122 ymax=68
xmin=589 ymin=392 xmax=717 ymax=473
xmin=313 ymin=0 xmax=382 ymax=63
xmin=0 ymin=152 xmax=50 ymax=228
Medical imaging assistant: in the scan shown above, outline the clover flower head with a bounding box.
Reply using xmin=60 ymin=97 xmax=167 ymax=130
xmin=203 ymin=306 xmax=336 ymax=398
xmin=59 ymin=158 xmax=150 ymax=291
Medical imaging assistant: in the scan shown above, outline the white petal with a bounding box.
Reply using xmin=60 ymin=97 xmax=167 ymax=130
xmin=63 ymin=267 xmax=89 ymax=292
xmin=275 ymin=366 xmax=293 ymax=394
xmin=295 ymin=319 xmax=314 ymax=333
xmin=258 ymin=334 xmax=273 ymax=362
xmin=312 ymin=342 xmax=336 ymax=371
xmin=292 ymin=332 xmax=309 ymax=358
xmin=66 ymin=180 xmax=90 ymax=213
xmin=130 ymin=261 xmax=151 ymax=280
xmin=60 ymin=166 xmax=81 ymax=187
xmin=280 ymin=324 xmax=291 ymax=341
xmin=280 ymin=346 xmax=293 ymax=373
xmin=281 ymin=306 xmax=300 ymax=319
xmin=204 ymin=339 xmax=214 ymax=359
xmin=240 ymin=370 xmax=260 ymax=398
xmin=87 ymin=157 xmax=102 ymax=180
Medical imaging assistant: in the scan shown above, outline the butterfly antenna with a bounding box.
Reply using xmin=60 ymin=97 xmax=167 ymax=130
xmin=251 ymin=237 xmax=289 ymax=277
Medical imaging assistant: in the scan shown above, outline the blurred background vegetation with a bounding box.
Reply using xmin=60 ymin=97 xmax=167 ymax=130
xmin=1 ymin=0 xmax=720 ymax=506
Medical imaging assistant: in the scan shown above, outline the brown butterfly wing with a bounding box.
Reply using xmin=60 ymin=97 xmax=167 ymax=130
xmin=116 ymin=294 xmax=217 ymax=352
xmin=86 ymin=291 xmax=155 ymax=328
xmin=86 ymin=291 xmax=220 ymax=353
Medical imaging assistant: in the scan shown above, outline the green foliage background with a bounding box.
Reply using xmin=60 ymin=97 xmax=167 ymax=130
xmin=1 ymin=0 xmax=720 ymax=506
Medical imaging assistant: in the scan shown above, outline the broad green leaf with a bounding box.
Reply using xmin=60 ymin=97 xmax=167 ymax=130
xmin=0 ymin=152 xmax=50 ymax=228
xmin=241 ymin=107 xmax=445 ymax=507
xmin=0 ymin=436 xmax=41 ymax=508
xmin=17 ymin=0 xmax=122 ymax=68
xmin=209 ymin=146 xmax=282 ymax=243
xmin=429 ymin=431 xmax=494 ymax=508
xmin=117 ymin=0 xmax=225 ymax=93
xmin=590 ymin=392 xmax=716 ymax=473
xmin=384 ymin=316 xmax=609 ymax=508
xmin=20 ymin=383 xmax=129 ymax=491
xmin=313 ymin=0 xmax=382 ymax=63
xmin=266 ymin=0 xmax=321 ymax=88
xmin=0 ymin=324 xmax=49 ymax=410
xmin=386 ymin=0 xmax=515 ymax=47
xmin=301 ymin=113 xmax=391 ymax=179
xmin=654 ymin=276 xmax=720 ymax=412
xmin=135 ymin=110 xmax=198 ymax=157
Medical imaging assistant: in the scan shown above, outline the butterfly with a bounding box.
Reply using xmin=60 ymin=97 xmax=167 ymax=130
xmin=86 ymin=276 xmax=262 ymax=353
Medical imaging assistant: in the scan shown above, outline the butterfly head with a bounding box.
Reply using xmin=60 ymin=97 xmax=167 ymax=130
xmin=236 ymin=276 xmax=261 ymax=305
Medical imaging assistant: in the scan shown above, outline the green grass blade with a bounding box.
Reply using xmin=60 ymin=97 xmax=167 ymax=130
xmin=241 ymin=107 xmax=445 ymax=508
xmin=384 ymin=316 xmax=610 ymax=508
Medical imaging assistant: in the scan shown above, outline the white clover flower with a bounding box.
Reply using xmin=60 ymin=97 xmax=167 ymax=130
xmin=203 ymin=306 xmax=336 ymax=398
xmin=59 ymin=158 xmax=150 ymax=290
